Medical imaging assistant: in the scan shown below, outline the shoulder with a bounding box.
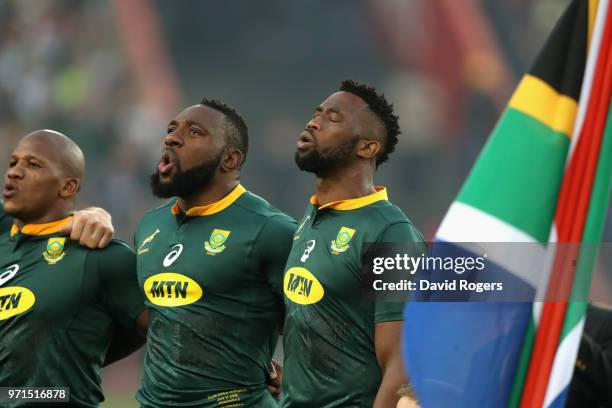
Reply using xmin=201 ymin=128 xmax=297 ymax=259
xmin=139 ymin=199 xmax=175 ymax=221
xmin=363 ymin=201 xmax=424 ymax=243
xmin=368 ymin=200 xmax=413 ymax=225
xmin=98 ymin=239 xmax=135 ymax=255
xmin=135 ymin=200 xmax=175 ymax=236
xmin=88 ymin=239 xmax=136 ymax=271
xmin=235 ymin=191 xmax=297 ymax=227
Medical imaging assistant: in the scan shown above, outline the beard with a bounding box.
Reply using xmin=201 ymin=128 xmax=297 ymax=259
xmin=150 ymin=154 xmax=222 ymax=199
xmin=294 ymin=138 xmax=358 ymax=177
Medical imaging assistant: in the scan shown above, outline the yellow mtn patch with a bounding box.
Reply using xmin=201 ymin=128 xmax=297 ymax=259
xmin=144 ymin=273 xmax=202 ymax=307
xmin=0 ymin=287 xmax=35 ymax=320
xmin=284 ymin=267 xmax=324 ymax=305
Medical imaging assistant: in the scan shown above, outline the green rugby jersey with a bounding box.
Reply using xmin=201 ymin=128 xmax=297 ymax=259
xmin=280 ymin=187 xmax=425 ymax=408
xmin=135 ymin=184 xmax=296 ymax=408
xmin=0 ymin=215 xmax=145 ymax=407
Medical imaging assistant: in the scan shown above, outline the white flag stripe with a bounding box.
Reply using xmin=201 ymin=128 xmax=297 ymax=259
xmin=543 ymin=1 xmax=610 ymax=405
xmin=544 ymin=316 xmax=586 ymax=407
xmin=437 ymin=201 xmax=539 ymax=243
xmin=437 ymin=202 xmax=547 ymax=289
xmin=568 ymin=0 xmax=610 ymax=159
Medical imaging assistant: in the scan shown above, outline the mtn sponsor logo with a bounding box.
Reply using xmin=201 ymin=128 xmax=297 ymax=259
xmin=144 ymin=273 xmax=202 ymax=307
xmin=0 ymin=287 xmax=35 ymax=320
xmin=284 ymin=267 xmax=324 ymax=305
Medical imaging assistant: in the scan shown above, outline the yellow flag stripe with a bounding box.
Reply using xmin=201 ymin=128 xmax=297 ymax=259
xmin=588 ymin=0 xmax=599 ymax=49
xmin=508 ymin=75 xmax=577 ymax=138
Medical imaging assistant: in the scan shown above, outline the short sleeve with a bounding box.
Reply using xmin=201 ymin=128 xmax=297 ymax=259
xmin=253 ymin=214 xmax=297 ymax=297
xmin=374 ymin=222 xmax=426 ymax=323
xmin=94 ymin=241 xmax=146 ymax=330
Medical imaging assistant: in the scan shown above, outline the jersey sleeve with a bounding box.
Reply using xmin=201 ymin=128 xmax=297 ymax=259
xmin=374 ymin=222 xmax=426 ymax=323
xmin=94 ymin=241 xmax=146 ymax=330
xmin=253 ymin=214 xmax=297 ymax=297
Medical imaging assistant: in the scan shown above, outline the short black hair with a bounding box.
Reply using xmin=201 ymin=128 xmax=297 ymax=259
xmin=200 ymin=98 xmax=249 ymax=165
xmin=339 ymin=80 xmax=400 ymax=167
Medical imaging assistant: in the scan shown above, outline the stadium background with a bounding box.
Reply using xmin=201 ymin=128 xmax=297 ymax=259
xmin=0 ymin=0 xmax=609 ymax=406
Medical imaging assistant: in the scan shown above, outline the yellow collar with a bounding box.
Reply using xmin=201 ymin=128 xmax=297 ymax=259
xmin=310 ymin=186 xmax=388 ymax=211
xmin=171 ymin=184 xmax=247 ymax=216
xmin=10 ymin=216 xmax=73 ymax=237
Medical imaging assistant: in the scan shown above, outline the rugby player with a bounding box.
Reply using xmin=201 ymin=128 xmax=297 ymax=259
xmin=280 ymin=80 xmax=425 ymax=407
xmin=136 ymin=99 xmax=296 ymax=407
xmin=0 ymin=130 xmax=148 ymax=407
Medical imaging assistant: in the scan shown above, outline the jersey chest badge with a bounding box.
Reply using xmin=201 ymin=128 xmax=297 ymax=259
xmin=204 ymin=229 xmax=230 ymax=255
xmin=330 ymin=227 xmax=355 ymax=254
xmin=43 ymin=237 xmax=66 ymax=264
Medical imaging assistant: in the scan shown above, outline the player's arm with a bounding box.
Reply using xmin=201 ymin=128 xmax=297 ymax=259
xmin=59 ymin=206 xmax=114 ymax=249
xmin=103 ymin=313 xmax=148 ymax=367
xmin=96 ymin=241 xmax=148 ymax=365
xmin=257 ymin=214 xmax=297 ymax=299
xmin=254 ymin=214 xmax=297 ymax=399
xmin=373 ymin=221 xmax=425 ymax=407
xmin=374 ymin=321 xmax=407 ymax=407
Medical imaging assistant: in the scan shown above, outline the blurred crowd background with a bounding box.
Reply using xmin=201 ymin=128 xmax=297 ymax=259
xmin=0 ymin=0 xmax=610 ymax=406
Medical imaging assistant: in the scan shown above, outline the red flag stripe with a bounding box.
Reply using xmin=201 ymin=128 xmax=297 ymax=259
xmin=520 ymin=3 xmax=612 ymax=406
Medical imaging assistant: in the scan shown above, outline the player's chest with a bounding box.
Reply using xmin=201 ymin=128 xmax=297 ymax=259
xmin=285 ymin=220 xmax=368 ymax=304
xmin=136 ymin=223 xmax=257 ymax=299
xmin=0 ymin=239 xmax=87 ymax=322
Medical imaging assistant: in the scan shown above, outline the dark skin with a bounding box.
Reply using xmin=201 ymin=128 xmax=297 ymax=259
xmin=296 ymin=91 xmax=408 ymax=407
xmin=3 ymin=130 xmax=114 ymax=248
xmin=159 ymin=105 xmax=244 ymax=211
xmin=298 ymin=91 xmax=384 ymax=204
xmin=158 ymin=105 xmax=282 ymax=397
xmin=3 ymin=131 xmax=83 ymax=225
xmin=3 ymin=130 xmax=148 ymax=359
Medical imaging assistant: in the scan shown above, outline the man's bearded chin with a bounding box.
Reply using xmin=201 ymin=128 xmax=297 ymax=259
xmin=150 ymin=156 xmax=222 ymax=199
xmin=294 ymin=138 xmax=358 ymax=178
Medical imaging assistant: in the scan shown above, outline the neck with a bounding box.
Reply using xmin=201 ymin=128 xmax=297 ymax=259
xmin=314 ymin=163 xmax=375 ymax=206
xmin=15 ymin=205 xmax=73 ymax=227
xmin=177 ymin=178 xmax=240 ymax=212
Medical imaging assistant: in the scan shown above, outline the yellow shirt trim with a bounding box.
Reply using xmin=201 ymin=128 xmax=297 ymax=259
xmin=10 ymin=216 xmax=73 ymax=237
xmin=310 ymin=186 xmax=388 ymax=211
xmin=171 ymin=184 xmax=247 ymax=216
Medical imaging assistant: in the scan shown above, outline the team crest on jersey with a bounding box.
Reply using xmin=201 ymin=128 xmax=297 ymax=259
xmin=204 ymin=229 xmax=230 ymax=255
xmin=330 ymin=227 xmax=355 ymax=254
xmin=43 ymin=238 xmax=66 ymax=264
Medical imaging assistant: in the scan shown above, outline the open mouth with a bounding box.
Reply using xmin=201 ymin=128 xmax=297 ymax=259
xmin=158 ymin=152 xmax=176 ymax=176
xmin=2 ymin=183 xmax=17 ymax=198
xmin=297 ymin=131 xmax=315 ymax=150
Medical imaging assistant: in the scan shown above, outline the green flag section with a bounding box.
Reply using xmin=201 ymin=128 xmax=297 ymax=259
xmin=402 ymin=1 xmax=599 ymax=408
xmin=456 ymin=0 xmax=587 ymax=244
xmin=457 ymin=104 xmax=570 ymax=244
